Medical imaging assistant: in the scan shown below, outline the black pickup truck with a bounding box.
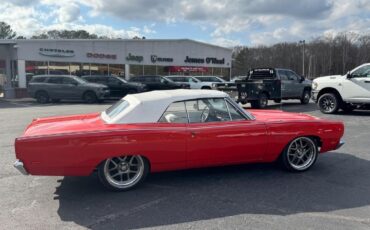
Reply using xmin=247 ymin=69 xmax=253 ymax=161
xmin=213 ymin=68 xmax=312 ymax=109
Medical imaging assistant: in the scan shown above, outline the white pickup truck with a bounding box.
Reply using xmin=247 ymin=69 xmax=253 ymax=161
xmin=166 ymin=75 xmax=227 ymax=89
xmin=312 ymin=63 xmax=370 ymax=113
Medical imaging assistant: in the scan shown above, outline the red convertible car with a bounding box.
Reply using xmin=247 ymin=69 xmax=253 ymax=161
xmin=14 ymin=89 xmax=344 ymax=191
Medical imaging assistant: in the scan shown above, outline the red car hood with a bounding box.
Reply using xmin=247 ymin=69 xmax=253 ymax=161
xmin=22 ymin=113 xmax=107 ymax=137
xmin=249 ymin=109 xmax=320 ymax=122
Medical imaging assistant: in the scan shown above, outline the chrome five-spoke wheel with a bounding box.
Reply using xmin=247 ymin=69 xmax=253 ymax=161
xmin=281 ymin=137 xmax=318 ymax=172
xmin=98 ymin=155 xmax=149 ymax=191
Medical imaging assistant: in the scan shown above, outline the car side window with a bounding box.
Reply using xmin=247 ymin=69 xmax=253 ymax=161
xmin=108 ymin=77 xmax=120 ymax=84
xmin=352 ymin=65 xmax=370 ymax=78
xmin=158 ymin=102 xmax=188 ymax=123
xmin=278 ymin=70 xmax=288 ymax=80
xmin=186 ymin=98 xmax=230 ymax=123
xmin=62 ymin=77 xmax=77 ymax=85
xmin=226 ymin=100 xmax=245 ymax=121
xmin=47 ymin=77 xmax=63 ymax=84
xmin=286 ymin=71 xmax=298 ymax=81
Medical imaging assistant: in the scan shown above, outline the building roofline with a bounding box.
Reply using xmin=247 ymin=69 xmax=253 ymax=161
xmin=0 ymin=38 xmax=232 ymax=51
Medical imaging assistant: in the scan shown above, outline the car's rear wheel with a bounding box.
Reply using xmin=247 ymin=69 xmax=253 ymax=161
xmin=83 ymin=91 xmax=97 ymax=104
xmin=98 ymin=155 xmax=149 ymax=191
xmin=300 ymin=89 xmax=311 ymax=104
xmin=281 ymin=137 xmax=318 ymax=172
xmin=251 ymin=93 xmax=268 ymax=109
xmin=318 ymin=93 xmax=339 ymax=114
xmin=35 ymin=91 xmax=49 ymax=104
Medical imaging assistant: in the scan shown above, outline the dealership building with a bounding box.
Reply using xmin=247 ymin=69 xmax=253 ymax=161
xmin=0 ymin=39 xmax=232 ymax=98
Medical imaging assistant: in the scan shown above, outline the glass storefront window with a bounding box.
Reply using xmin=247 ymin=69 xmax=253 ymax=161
xmin=109 ymin=64 xmax=124 ymax=77
xmin=90 ymin=63 xmax=108 ymax=75
xmin=48 ymin=61 xmax=70 ymax=75
xmin=26 ymin=61 xmax=48 ymax=75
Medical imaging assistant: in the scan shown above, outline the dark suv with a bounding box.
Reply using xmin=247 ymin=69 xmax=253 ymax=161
xmin=81 ymin=75 xmax=146 ymax=98
xmin=128 ymin=75 xmax=189 ymax=91
xmin=28 ymin=75 xmax=110 ymax=103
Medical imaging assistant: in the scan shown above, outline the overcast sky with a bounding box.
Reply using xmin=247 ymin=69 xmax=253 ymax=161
xmin=0 ymin=0 xmax=369 ymax=47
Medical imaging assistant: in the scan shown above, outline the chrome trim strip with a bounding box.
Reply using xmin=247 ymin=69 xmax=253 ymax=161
xmin=14 ymin=160 xmax=29 ymax=175
xmin=336 ymin=139 xmax=345 ymax=150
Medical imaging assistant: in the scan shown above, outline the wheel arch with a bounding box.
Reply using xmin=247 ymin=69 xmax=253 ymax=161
xmin=93 ymin=154 xmax=152 ymax=174
xmin=276 ymin=135 xmax=322 ymax=162
xmin=317 ymin=87 xmax=343 ymax=103
xmin=82 ymin=89 xmax=96 ymax=97
xmin=35 ymin=89 xmax=49 ymax=97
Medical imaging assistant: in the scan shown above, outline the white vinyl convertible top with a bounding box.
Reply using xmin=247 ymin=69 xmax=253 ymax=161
xmin=101 ymin=89 xmax=229 ymax=124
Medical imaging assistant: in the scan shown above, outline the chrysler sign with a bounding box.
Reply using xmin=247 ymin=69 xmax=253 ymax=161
xmin=39 ymin=48 xmax=75 ymax=57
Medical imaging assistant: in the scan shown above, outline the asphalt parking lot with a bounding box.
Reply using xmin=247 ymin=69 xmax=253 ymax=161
xmin=1 ymin=99 xmax=370 ymax=230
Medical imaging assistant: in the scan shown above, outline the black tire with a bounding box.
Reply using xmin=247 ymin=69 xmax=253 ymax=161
xmin=201 ymin=86 xmax=211 ymax=90
xmin=280 ymin=136 xmax=318 ymax=172
xmin=51 ymin=99 xmax=61 ymax=103
xmin=300 ymin=89 xmax=311 ymax=104
xmin=83 ymin=91 xmax=97 ymax=104
xmin=251 ymin=93 xmax=268 ymax=109
xmin=35 ymin=91 xmax=49 ymax=104
xmin=98 ymin=155 xmax=149 ymax=192
xmin=318 ymin=93 xmax=339 ymax=114
xmin=273 ymin=99 xmax=282 ymax=103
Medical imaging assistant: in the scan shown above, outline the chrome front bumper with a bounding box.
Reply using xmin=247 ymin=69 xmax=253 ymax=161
xmin=336 ymin=139 xmax=345 ymax=150
xmin=14 ymin=160 xmax=29 ymax=175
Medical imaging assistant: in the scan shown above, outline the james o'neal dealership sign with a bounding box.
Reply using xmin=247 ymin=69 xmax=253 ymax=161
xmin=184 ymin=56 xmax=225 ymax=65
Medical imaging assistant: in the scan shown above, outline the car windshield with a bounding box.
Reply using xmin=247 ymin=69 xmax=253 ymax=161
xmin=72 ymin=76 xmax=88 ymax=84
xmin=104 ymin=100 xmax=130 ymax=120
xmin=114 ymin=76 xmax=128 ymax=83
xmin=162 ymin=76 xmax=175 ymax=83
xmin=195 ymin=76 xmax=224 ymax=82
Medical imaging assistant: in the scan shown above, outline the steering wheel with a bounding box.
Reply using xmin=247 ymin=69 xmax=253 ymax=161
xmin=200 ymin=107 xmax=210 ymax=122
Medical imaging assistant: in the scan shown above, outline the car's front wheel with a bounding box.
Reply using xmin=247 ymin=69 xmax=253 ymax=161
xmin=318 ymin=93 xmax=339 ymax=114
xmin=251 ymin=93 xmax=268 ymax=109
xmin=35 ymin=91 xmax=50 ymax=104
xmin=300 ymin=89 xmax=311 ymax=104
xmin=98 ymin=155 xmax=149 ymax=191
xmin=83 ymin=91 xmax=97 ymax=104
xmin=280 ymin=137 xmax=318 ymax=172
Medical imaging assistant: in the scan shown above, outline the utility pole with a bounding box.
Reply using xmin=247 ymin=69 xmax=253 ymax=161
xmin=299 ymin=40 xmax=305 ymax=76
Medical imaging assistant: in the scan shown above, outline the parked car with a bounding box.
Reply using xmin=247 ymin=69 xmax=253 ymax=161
xmin=236 ymin=68 xmax=312 ymax=108
xmin=166 ymin=75 xmax=215 ymax=89
xmin=14 ymin=89 xmax=344 ymax=191
xmin=28 ymin=75 xmax=110 ymax=104
xmin=312 ymin=63 xmax=370 ymax=114
xmin=192 ymin=75 xmax=227 ymax=89
xmin=128 ymin=75 xmax=189 ymax=91
xmin=81 ymin=75 xmax=146 ymax=98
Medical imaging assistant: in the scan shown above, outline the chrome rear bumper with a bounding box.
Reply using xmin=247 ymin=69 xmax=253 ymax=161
xmin=336 ymin=139 xmax=345 ymax=150
xmin=14 ymin=160 xmax=29 ymax=175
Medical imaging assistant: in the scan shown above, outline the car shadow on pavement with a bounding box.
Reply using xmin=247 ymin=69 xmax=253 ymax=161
xmin=55 ymin=152 xmax=370 ymax=229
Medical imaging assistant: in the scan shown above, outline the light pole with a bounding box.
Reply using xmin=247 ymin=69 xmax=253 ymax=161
xmin=299 ymin=40 xmax=305 ymax=76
